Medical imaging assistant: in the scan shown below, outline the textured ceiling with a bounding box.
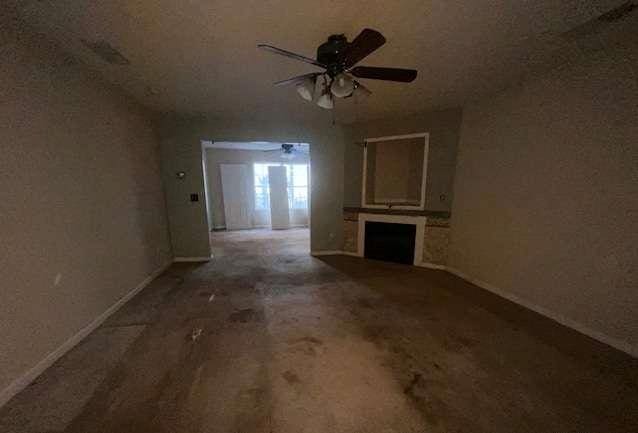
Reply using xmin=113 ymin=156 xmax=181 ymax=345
xmin=7 ymin=0 xmax=624 ymax=123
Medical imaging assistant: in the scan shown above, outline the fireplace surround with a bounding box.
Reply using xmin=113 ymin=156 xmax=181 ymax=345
xmin=364 ymin=221 xmax=417 ymax=264
xmin=357 ymin=212 xmax=426 ymax=266
xmin=343 ymin=207 xmax=450 ymax=268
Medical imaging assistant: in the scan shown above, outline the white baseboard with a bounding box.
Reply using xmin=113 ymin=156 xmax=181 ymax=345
xmin=444 ymin=266 xmax=637 ymax=358
xmin=213 ymin=225 xmax=308 ymax=232
xmin=310 ymin=250 xmax=344 ymax=256
xmin=173 ymin=256 xmax=212 ymax=262
xmin=310 ymin=250 xmax=636 ymax=358
xmin=416 ymin=261 xmax=447 ymax=270
xmin=311 ymin=250 xmax=361 ymax=257
xmin=312 ymin=250 xmax=440 ymax=264
xmin=247 ymin=225 xmax=309 ymax=230
xmin=2 ymin=252 xmax=632 ymax=409
xmin=0 ymin=260 xmax=173 ymax=408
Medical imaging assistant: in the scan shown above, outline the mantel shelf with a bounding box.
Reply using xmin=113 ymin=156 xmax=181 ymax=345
xmin=344 ymin=206 xmax=450 ymax=219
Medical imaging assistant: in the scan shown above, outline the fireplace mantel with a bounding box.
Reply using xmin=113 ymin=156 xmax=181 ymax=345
xmin=343 ymin=206 xmax=450 ymax=219
xmin=342 ymin=207 xmax=451 ymax=268
xmin=357 ymin=212 xmax=426 ymax=265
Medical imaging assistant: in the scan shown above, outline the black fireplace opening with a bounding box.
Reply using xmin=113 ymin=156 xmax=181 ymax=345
xmin=364 ymin=221 xmax=416 ymax=265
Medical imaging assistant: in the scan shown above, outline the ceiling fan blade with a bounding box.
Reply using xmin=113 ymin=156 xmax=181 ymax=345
xmin=342 ymin=29 xmax=386 ymax=69
xmin=350 ymin=66 xmax=417 ymax=82
xmin=258 ymin=44 xmax=326 ymax=68
xmin=273 ymin=72 xmax=322 ymax=87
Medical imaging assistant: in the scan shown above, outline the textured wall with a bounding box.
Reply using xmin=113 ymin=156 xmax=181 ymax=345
xmin=0 ymin=27 xmax=172 ymax=394
xmin=204 ymin=148 xmax=309 ymax=229
xmin=343 ymin=109 xmax=463 ymax=211
xmin=157 ymin=117 xmax=345 ymax=255
xmin=370 ymin=137 xmax=423 ymax=203
xmin=449 ymin=27 xmax=638 ymax=355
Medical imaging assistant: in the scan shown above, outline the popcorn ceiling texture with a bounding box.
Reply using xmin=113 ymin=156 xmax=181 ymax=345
xmin=6 ymin=0 xmax=625 ymax=122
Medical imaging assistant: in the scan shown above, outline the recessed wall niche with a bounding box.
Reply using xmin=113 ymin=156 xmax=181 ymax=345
xmin=362 ymin=133 xmax=429 ymax=209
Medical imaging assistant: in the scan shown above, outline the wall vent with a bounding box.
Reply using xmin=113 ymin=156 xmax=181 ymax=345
xmin=81 ymin=39 xmax=130 ymax=65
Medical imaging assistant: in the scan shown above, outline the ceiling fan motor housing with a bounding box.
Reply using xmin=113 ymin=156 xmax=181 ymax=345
xmin=258 ymin=28 xmax=418 ymax=106
xmin=317 ymin=34 xmax=348 ymax=76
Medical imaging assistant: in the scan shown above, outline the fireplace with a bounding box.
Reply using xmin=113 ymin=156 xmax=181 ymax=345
xmin=364 ymin=221 xmax=417 ymax=264
xmin=356 ymin=213 xmax=426 ymax=266
xmin=347 ymin=210 xmax=449 ymax=268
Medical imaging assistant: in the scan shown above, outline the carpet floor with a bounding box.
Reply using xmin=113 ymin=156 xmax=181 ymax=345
xmin=1 ymin=228 xmax=637 ymax=432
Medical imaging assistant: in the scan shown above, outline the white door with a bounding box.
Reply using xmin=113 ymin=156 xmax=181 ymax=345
xmin=220 ymin=164 xmax=252 ymax=230
xmin=268 ymin=166 xmax=290 ymax=230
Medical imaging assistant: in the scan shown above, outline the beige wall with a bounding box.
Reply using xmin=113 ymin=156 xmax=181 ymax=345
xmin=449 ymin=23 xmax=638 ymax=355
xmin=373 ymin=142 xmax=409 ymax=202
xmin=369 ymin=137 xmax=424 ymax=204
xmin=0 ymin=26 xmax=172 ymax=396
xmin=344 ymin=109 xmax=463 ymax=212
xmin=157 ymin=118 xmax=345 ymax=255
xmin=204 ymin=147 xmax=309 ymax=229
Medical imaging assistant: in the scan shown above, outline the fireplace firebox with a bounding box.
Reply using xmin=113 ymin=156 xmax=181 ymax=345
xmin=364 ymin=221 xmax=416 ymax=264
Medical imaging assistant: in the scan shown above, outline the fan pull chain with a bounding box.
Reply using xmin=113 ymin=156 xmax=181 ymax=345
xmin=354 ymin=88 xmax=359 ymax=124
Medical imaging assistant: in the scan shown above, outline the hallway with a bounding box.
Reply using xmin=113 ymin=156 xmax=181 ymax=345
xmin=1 ymin=229 xmax=637 ymax=432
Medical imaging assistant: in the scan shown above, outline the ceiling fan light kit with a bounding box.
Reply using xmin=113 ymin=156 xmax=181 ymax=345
xmin=330 ymin=73 xmax=355 ymax=98
xmin=295 ymin=77 xmax=315 ymax=101
xmin=258 ymin=28 xmax=417 ymax=110
xmin=262 ymin=143 xmax=309 ymax=159
xmin=316 ymin=90 xmax=334 ymax=110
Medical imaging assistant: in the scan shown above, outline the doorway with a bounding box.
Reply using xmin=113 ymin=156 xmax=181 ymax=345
xmin=201 ymin=141 xmax=311 ymax=253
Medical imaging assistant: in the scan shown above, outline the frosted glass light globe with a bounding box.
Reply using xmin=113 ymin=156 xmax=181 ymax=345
xmin=330 ymin=73 xmax=355 ymax=98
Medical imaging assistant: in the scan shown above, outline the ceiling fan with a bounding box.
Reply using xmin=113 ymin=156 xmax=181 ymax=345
xmin=262 ymin=143 xmax=309 ymax=159
xmin=258 ymin=28 xmax=417 ymax=109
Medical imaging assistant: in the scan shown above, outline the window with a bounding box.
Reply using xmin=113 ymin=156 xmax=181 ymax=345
xmin=287 ymin=164 xmax=308 ymax=209
xmin=253 ymin=163 xmax=309 ymax=211
xmin=253 ymin=163 xmax=271 ymax=210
